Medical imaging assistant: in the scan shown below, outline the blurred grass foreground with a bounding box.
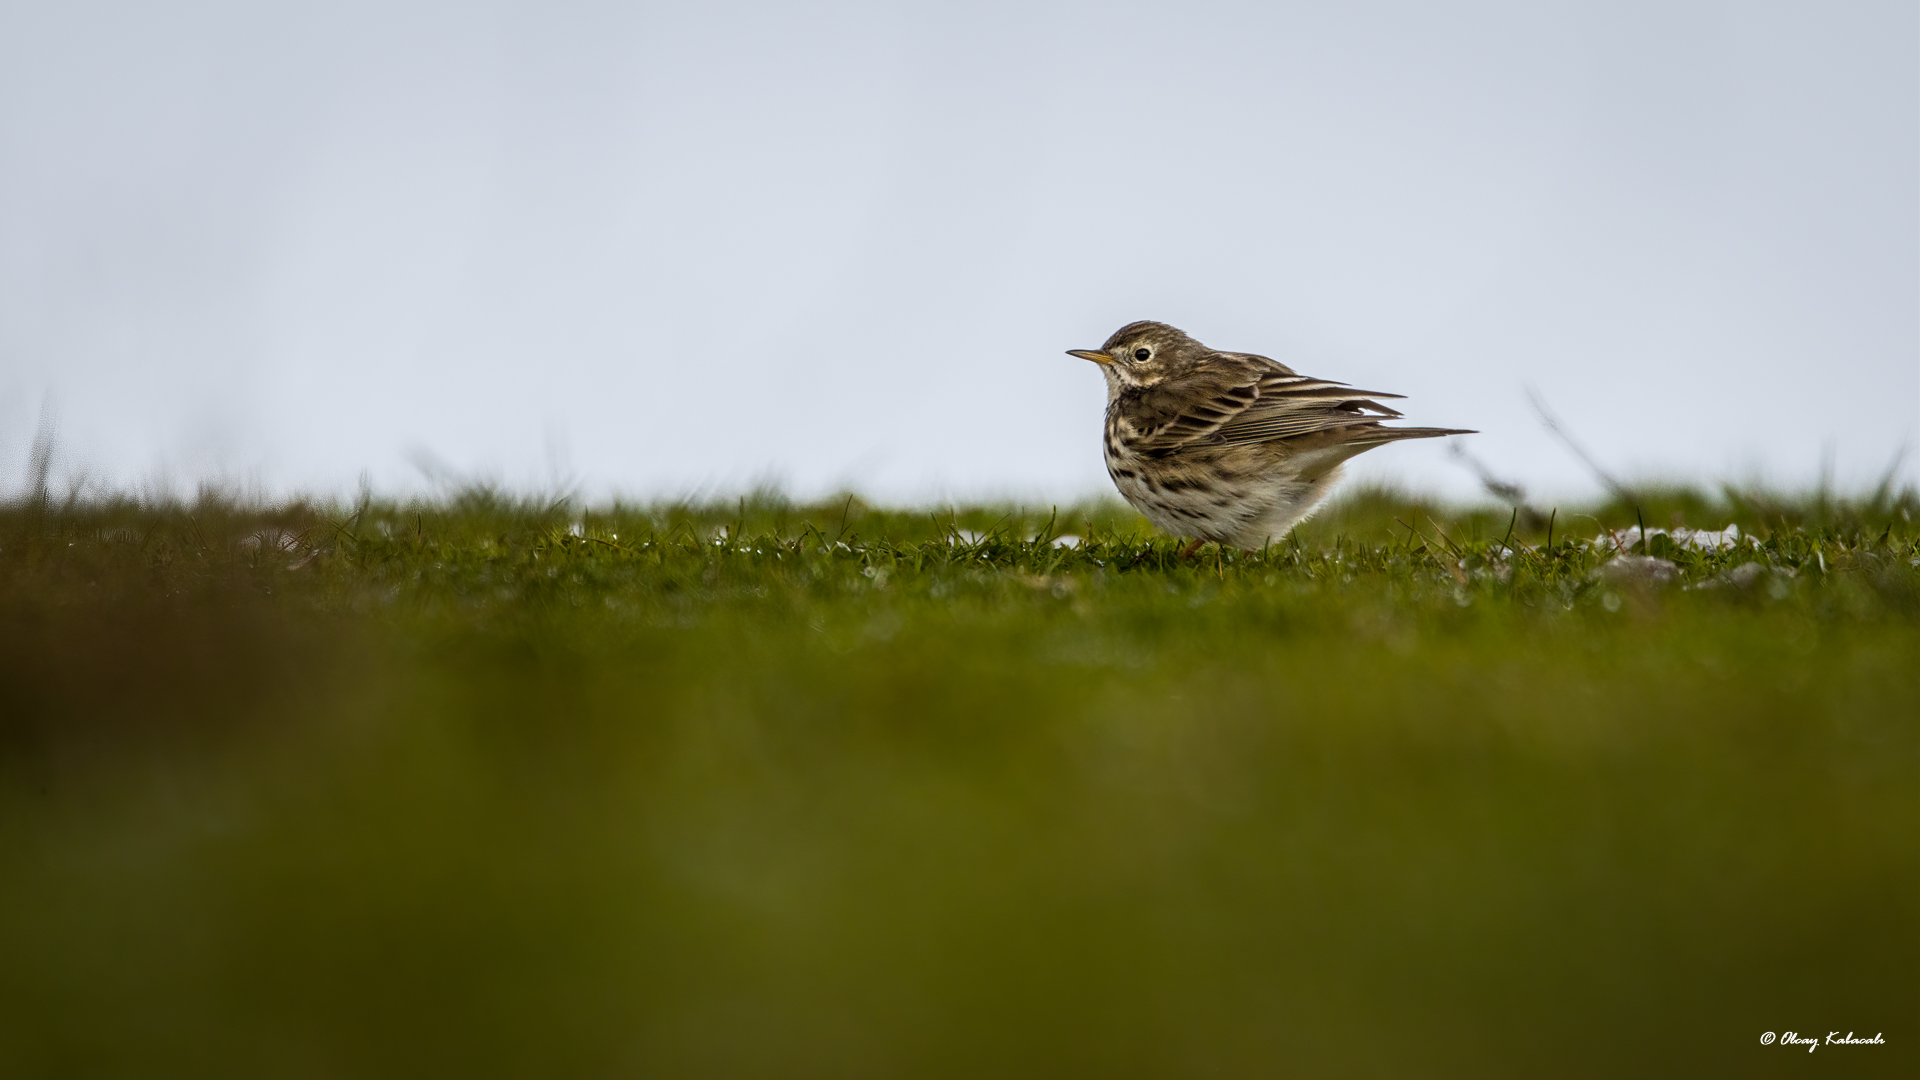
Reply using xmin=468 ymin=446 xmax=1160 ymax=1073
xmin=2 ymin=483 xmax=1916 ymax=1078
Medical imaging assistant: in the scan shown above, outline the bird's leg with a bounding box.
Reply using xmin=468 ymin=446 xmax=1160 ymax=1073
xmin=1178 ymin=538 xmax=1206 ymax=560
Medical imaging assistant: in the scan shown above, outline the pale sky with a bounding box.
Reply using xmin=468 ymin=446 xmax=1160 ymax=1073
xmin=2 ymin=0 xmax=1915 ymax=504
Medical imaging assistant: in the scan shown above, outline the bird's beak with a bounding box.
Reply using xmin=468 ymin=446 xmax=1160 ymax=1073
xmin=1067 ymin=349 xmax=1115 ymax=365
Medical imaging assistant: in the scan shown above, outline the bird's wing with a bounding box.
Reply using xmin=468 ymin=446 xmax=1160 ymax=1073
xmin=1209 ymin=366 xmax=1408 ymax=447
xmin=1125 ymin=352 xmax=1409 ymax=454
xmin=1121 ymin=355 xmax=1271 ymax=453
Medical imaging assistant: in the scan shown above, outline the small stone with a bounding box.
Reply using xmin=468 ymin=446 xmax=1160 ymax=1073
xmin=1592 ymin=555 xmax=1679 ymax=585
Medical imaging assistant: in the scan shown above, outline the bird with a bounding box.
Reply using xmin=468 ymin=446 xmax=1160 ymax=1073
xmin=1069 ymin=321 xmax=1472 ymax=555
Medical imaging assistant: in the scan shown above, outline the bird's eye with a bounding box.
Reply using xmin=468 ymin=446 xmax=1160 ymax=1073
xmin=1133 ymin=348 xmax=1151 ymax=361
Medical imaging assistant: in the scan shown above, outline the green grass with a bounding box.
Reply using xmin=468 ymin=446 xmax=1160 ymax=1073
xmin=2 ymin=485 xmax=1916 ymax=1078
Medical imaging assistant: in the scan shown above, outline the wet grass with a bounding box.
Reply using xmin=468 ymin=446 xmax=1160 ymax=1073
xmin=1 ymin=484 xmax=1916 ymax=1077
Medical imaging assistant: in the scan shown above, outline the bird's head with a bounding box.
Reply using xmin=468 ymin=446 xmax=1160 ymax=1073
xmin=1067 ymin=321 xmax=1206 ymax=393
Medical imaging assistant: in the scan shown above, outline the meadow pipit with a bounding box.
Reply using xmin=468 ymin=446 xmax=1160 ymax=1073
xmin=1071 ymin=321 xmax=1473 ymax=553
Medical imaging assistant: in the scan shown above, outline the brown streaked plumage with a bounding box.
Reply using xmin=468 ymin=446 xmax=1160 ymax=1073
xmin=1069 ymin=321 xmax=1473 ymax=551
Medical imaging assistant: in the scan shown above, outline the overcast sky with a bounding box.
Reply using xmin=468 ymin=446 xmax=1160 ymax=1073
xmin=2 ymin=0 xmax=1914 ymax=504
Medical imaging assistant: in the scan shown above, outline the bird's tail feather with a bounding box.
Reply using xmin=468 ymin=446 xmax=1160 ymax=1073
xmin=1352 ymin=425 xmax=1476 ymax=444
